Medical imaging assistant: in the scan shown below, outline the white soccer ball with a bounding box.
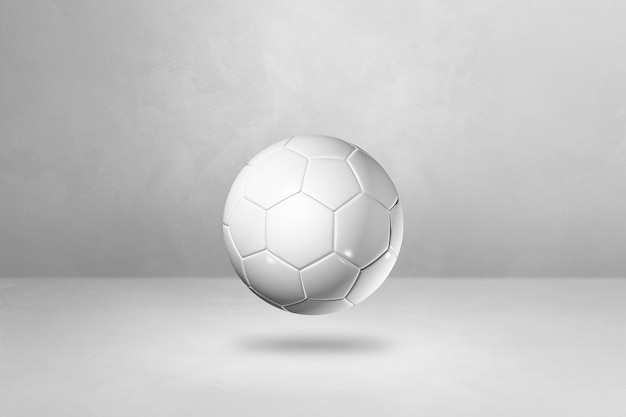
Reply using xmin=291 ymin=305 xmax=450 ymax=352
xmin=223 ymin=135 xmax=403 ymax=315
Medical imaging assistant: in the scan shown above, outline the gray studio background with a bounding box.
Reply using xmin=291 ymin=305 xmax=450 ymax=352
xmin=1 ymin=0 xmax=625 ymax=278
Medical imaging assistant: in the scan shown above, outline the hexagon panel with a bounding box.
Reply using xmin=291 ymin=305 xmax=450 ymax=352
xmin=223 ymin=165 xmax=250 ymax=225
xmin=284 ymin=298 xmax=353 ymax=315
xmin=300 ymin=253 xmax=360 ymax=299
xmin=248 ymin=137 xmax=291 ymax=165
xmin=249 ymin=287 xmax=283 ymax=310
xmin=222 ymin=225 xmax=248 ymax=286
xmin=286 ymin=135 xmax=355 ymax=159
xmin=245 ymin=149 xmax=307 ymax=209
xmin=346 ymin=250 xmax=397 ymax=304
xmin=389 ymin=201 xmax=404 ymax=255
xmin=229 ymin=198 xmax=266 ymax=257
xmin=302 ymin=158 xmax=361 ymax=210
xmin=348 ymin=149 xmax=398 ymax=209
xmin=267 ymin=193 xmax=333 ymax=269
xmin=334 ymin=194 xmax=390 ymax=268
xmin=244 ymin=251 xmax=305 ymax=306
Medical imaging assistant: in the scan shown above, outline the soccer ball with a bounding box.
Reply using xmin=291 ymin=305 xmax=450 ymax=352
xmin=223 ymin=135 xmax=403 ymax=315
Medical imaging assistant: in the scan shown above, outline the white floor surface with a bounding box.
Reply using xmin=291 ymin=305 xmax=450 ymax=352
xmin=1 ymin=277 xmax=624 ymax=417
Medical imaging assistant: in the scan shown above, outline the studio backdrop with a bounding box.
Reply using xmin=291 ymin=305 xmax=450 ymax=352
xmin=1 ymin=0 xmax=625 ymax=278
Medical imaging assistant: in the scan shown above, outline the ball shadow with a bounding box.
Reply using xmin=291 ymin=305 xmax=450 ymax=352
xmin=237 ymin=334 xmax=392 ymax=354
